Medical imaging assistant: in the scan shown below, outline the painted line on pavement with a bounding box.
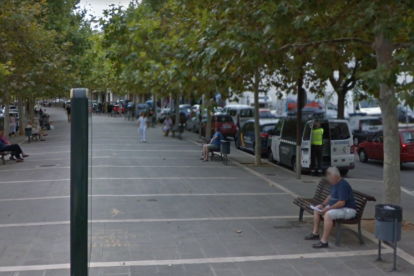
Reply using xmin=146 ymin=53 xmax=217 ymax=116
xmin=27 ymin=149 xmax=201 ymax=154
xmin=0 ymin=249 xmax=392 ymax=272
xmin=347 ymin=224 xmax=414 ymax=267
xmin=0 ymin=165 xmax=238 ymax=172
xmin=21 ymin=156 xmax=201 ymax=162
xmin=0 ymin=193 xmax=288 ymax=202
xmin=345 ymin=178 xmax=383 ymax=183
xmin=401 ymin=187 xmax=414 ymax=197
xmin=0 ymin=215 xmax=311 ymax=228
xmin=0 ymin=177 xmax=250 ymax=184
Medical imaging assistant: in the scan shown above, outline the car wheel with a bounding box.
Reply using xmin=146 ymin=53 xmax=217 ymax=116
xmin=339 ymin=169 xmax=349 ymax=176
xmin=268 ymin=148 xmax=274 ymax=163
xmin=353 ymin=137 xmax=359 ymax=146
xmin=292 ymin=157 xmax=297 ymax=172
xmin=359 ymin=149 xmax=368 ymax=163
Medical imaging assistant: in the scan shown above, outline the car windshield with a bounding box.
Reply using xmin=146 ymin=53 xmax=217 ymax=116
xmin=402 ymin=131 xmax=414 ymax=143
xmin=262 ymin=124 xmax=276 ymax=133
xmin=259 ymin=111 xmax=276 ymax=118
xmin=362 ymin=119 xmax=382 ymax=126
xmin=360 ymin=99 xmax=379 ymax=108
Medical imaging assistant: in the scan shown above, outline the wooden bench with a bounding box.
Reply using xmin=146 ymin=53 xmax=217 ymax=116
xmin=0 ymin=151 xmax=11 ymax=165
xmin=293 ymin=179 xmax=376 ymax=246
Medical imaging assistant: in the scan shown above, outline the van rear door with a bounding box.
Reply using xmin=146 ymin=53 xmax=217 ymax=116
xmin=329 ymin=121 xmax=354 ymax=168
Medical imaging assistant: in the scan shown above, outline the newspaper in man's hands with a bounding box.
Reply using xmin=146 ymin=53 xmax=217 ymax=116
xmin=310 ymin=205 xmax=323 ymax=212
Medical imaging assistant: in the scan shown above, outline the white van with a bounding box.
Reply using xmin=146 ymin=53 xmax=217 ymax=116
xmin=348 ymin=116 xmax=383 ymax=145
xmin=268 ymin=118 xmax=355 ymax=175
xmin=355 ymin=99 xmax=381 ymax=117
xmin=222 ymin=105 xmax=254 ymax=127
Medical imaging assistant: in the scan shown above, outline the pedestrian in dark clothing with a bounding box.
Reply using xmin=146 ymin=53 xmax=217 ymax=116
xmin=310 ymin=121 xmax=324 ymax=176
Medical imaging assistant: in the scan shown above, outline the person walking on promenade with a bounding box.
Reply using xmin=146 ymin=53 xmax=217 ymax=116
xmin=137 ymin=112 xmax=148 ymax=142
xmin=9 ymin=114 xmax=17 ymax=137
xmin=310 ymin=121 xmax=324 ymax=176
xmin=65 ymin=103 xmax=71 ymax=123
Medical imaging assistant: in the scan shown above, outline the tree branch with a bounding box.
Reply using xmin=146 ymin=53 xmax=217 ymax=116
xmin=279 ymin=38 xmax=372 ymax=51
xmin=394 ymin=42 xmax=414 ymax=49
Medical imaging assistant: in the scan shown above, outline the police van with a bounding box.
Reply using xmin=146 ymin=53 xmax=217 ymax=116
xmin=267 ymin=118 xmax=355 ymax=175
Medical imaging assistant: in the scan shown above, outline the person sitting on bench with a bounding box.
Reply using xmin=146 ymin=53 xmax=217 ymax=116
xmin=163 ymin=116 xmax=173 ymax=136
xmin=304 ymin=166 xmax=357 ymax=249
xmin=27 ymin=121 xmax=46 ymax=141
xmin=0 ymin=127 xmax=28 ymax=162
xmin=200 ymin=128 xmax=223 ymax=162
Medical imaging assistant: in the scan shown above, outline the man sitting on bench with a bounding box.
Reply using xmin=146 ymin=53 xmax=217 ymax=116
xmin=200 ymin=128 xmax=223 ymax=162
xmin=304 ymin=166 xmax=357 ymax=249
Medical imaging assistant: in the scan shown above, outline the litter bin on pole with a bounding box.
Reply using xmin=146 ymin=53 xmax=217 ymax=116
xmin=375 ymin=204 xmax=403 ymax=271
xmin=220 ymin=140 xmax=230 ymax=165
xmin=25 ymin=128 xmax=32 ymax=143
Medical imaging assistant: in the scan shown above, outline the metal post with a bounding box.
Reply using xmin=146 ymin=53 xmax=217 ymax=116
xmin=70 ymin=88 xmax=89 ymax=276
xmin=296 ymin=76 xmax=304 ymax=180
xmin=392 ymin=218 xmax=398 ymax=271
xmin=376 ymin=240 xmax=382 ymax=261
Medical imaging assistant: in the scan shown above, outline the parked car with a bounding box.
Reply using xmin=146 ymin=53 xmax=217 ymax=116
xmin=348 ymin=116 xmax=383 ymax=145
xmin=179 ymin=104 xmax=192 ymax=109
xmin=268 ymin=118 xmax=355 ymax=175
xmin=235 ymin=119 xmax=279 ymax=155
xmin=159 ymin=108 xmax=171 ymax=123
xmin=186 ymin=111 xmax=202 ymax=132
xmin=259 ymin=109 xmax=277 ymax=119
xmin=136 ymin=103 xmax=150 ymax=117
xmin=222 ymin=105 xmax=254 ymax=127
xmin=398 ymin=105 xmax=414 ymax=123
xmin=113 ymin=104 xmax=125 ymax=114
xmin=201 ymin=114 xmax=238 ymax=139
xmin=357 ymin=129 xmax=414 ymax=166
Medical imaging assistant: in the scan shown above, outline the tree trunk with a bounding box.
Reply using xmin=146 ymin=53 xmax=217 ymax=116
xmin=153 ymin=92 xmax=157 ymax=122
xmin=253 ymin=68 xmax=261 ymax=166
xmin=18 ymin=94 xmax=24 ymax=135
xmin=28 ymin=97 xmax=35 ymax=123
xmin=4 ymin=92 xmax=10 ymax=136
xmin=374 ymin=34 xmax=401 ymax=205
xmin=174 ymin=92 xmax=180 ymax=137
xmin=296 ymin=75 xmax=304 ymax=179
xmin=337 ymin=91 xmax=346 ymax=119
xmin=206 ymin=94 xmax=212 ymax=140
xmin=199 ymin=94 xmax=204 ymax=139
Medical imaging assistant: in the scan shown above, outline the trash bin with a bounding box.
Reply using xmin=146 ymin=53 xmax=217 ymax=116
xmin=375 ymin=204 xmax=402 ymax=242
xmin=25 ymin=128 xmax=32 ymax=143
xmin=220 ymin=140 xmax=230 ymax=155
xmin=375 ymin=204 xmax=403 ymax=271
xmin=220 ymin=140 xmax=230 ymax=165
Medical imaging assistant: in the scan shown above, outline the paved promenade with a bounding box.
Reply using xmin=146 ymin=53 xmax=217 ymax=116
xmin=0 ymin=107 xmax=413 ymax=275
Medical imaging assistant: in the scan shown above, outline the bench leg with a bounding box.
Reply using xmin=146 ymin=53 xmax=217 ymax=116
xmin=357 ymin=221 xmax=365 ymax=245
xmin=335 ymin=222 xmax=342 ymax=246
xmin=299 ymin=208 xmax=304 ymax=222
xmin=1 ymin=155 xmax=5 ymax=165
xmin=210 ymin=151 xmax=214 ymax=161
